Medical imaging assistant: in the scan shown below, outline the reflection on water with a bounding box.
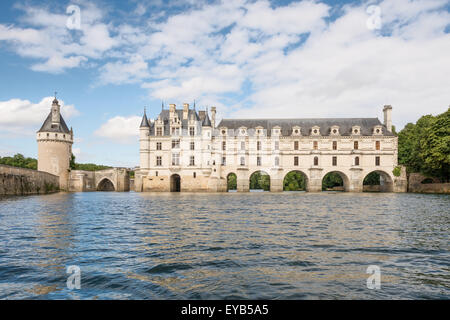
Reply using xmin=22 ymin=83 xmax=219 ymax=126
xmin=0 ymin=192 xmax=448 ymax=299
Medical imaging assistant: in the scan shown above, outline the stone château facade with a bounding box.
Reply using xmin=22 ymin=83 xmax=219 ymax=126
xmin=135 ymin=104 xmax=407 ymax=193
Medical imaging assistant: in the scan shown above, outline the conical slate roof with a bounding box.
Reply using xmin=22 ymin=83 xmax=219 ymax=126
xmin=140 ymin=112 xmax=150 ymax=127
xmin=37 ymin=112 xmax=71 ymax=134
xmin=202 ymin=112 xmax=212 ymax=126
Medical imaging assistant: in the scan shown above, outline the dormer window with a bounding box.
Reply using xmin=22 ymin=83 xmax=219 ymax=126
xmin=352 ymin=126 xmax=361 ymax=135
xmin=239 ymin=127 xmax=247 ymax=136
xmin=373 ymin=126 xmax=383 ymax=135
xmin=311 ymin=126 xmax=320 ymax=136
xmin=292 ymin=126 xmax=301 ymax=136
xmin=272 ymin=126 xmax=281 ymax=136
xmin=330 ymin=126 xmax=340 ymax=136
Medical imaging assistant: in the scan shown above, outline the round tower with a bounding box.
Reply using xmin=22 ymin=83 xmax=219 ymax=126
xmin=36 ymin=97 xmax=74 ymax=191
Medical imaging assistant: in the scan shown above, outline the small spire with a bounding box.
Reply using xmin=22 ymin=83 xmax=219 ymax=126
xmin=140 ymin=107 xmax=150 ymax=128
xmin=193 ymin=100 xmax=196 ymax=110
xmin=161 ymin=101 xmax=164 ymax=110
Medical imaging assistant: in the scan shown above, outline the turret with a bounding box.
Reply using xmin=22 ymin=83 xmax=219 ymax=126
xmin=36 ymin=96 xmax=73 ymax=191
xmin=139 ymin=108 xmax=150 ymax=169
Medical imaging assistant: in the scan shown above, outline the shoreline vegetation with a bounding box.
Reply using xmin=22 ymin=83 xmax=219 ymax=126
xmin=1 ymin=108 xmax=448 ymax=193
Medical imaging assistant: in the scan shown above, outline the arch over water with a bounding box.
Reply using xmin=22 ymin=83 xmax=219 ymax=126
xmin=249 ymin=170 xmax=270 ymax=191
xmin=283 ymin=170 xmax=308 ymax=191
xmin=322 ymin=171 xmax=350 ymax=192
xmin=227 ymin=172 xmax=237 ymax=192
xmin=170 ymin=174 xmax=181 ymax=192
xmin=97 ymin=178 xmax=115 ymax=191
xmin=363 ymin=170 xmax=393 ymax=192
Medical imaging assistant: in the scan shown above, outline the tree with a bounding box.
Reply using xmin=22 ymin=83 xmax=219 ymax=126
xmin=0 ymin=153 xmax=37 ymax=170
xmin=283 ymin=171 xmax=306 ymax=191
xmin=249 ymin=171 xmax=270 ymax=191
xmin=363 ymin=172 xmax=380 ymax=185
xmin=227 ymin=173 xmax=237 ymax=190
xmin=398 ymin=107 xmax=449 ymax=181
xmin=322 ymin=172 xmax=343 ymax=190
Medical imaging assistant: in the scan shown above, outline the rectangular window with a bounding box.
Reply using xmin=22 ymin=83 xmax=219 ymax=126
xmin=190 ymin=156 xmax=195 ymax=166
xmin=156 ymin=142 xmax=162 ymax=150
xmin=333 ymin=141 xmax=337 ymax=150
xmin=240 ymin=157 xmax=245 ymax=166
xmin=313 ymin=141 xmax=318 ymax=150
xmin=257 ymin=156 xmax=261 ymax=166
xmin=156 ymin=156 xmax=162 ymax=166
xmin=257 ymin=141 xmax=261 ymax=151
xmin=172 ymin=153 xmax=179 ymax=166
xmin=375 ymin=156 xmax=380 ymax=166
xmin=156 ymin=127 xmax=162 ymax=136
xmin=376 ymin=141 xmax=380 ymax=150
xmin=355 ymin=157 xmax=360 ymax=166
xmin=314 ymin=157 xmax=319 ymax=166
xmin=294 ymin=141 xmax=299 ymax=150
xmin=275 ymin=141 xmax=279 ymax=150
xmin=189 ymin=127 xmax=195 ymax=136
xmin=222 ymin=141 xmax=226 ymax=151
xmin=172 ymin=139 xmax=180 ymax=149
xmin=241 ymin=141 xmax=245 ymax=150
xmin=222 ymin=157 xmax=226 ymax=166
xmin=275 ymin=157 xmax=279 ymax=166
xmin=294 ymin=156 xmax=299 ymax=166
xmin=354 ymin=141 xmax=358 ymax=150
xmin=190 ymin=142 xmax=195 ymax=150
xmin=332 ymin=156 xmax=337 ymax=166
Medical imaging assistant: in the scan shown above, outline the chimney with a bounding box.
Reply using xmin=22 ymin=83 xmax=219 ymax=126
xmin=183 ymin=103 xmax=189 ymax=119
xmin=211 ymin=106 xmax=216 ymax=128
xmin=383 ymin=105 xmax=392 ymax=132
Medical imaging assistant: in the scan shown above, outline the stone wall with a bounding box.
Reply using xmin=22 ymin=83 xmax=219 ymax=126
xmin=69 ymin=168 xmax=130 ymax=192
xmin=0 ymin=164 xmax=59 ymax=196
xmin=408 ymin=173 xmax=450 ymax=194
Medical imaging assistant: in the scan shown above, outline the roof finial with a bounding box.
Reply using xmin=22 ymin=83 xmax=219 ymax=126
xmin=161 ymin=101 xmax=164 ymax=110
xmin=54 ymin=91 xmax=57 ymax=99
xmin=144 ymin=106 xmax=147 ymax=114
xmin=194 ymin=99 xmax=196 ymax=110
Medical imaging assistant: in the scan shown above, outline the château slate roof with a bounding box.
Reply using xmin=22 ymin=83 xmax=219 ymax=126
xmin=202 ymin=112 xmax=212 ymax=126
xmin=140 ymin=112 xmax=150 ymax=127
xmin=37 ymin=112 xmax=71 ymax=134
xmin=216 ymin=118 xmax=394 ymax=136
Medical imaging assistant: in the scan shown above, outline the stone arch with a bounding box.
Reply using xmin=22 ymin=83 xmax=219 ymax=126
xmin=249 ymin=170 xmax=270 ymax=191
xmin=283 ymin=170 xmax=308 ymax=191
xmin=170 ymin=174 xmax=181 ymax=192
xmin=362 ymin=170 xmax=393 ymax=192
xmin=226 ymin=172 xmax=237 ymax=191
xmin=97 ymin=178 xmax=116 ymax=191
xmin=321 ymin=171 xmax=350 ymax=192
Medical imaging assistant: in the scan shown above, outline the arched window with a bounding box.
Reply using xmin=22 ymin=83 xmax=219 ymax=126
xmin=314 ymin=156 xmax=319 ymax=166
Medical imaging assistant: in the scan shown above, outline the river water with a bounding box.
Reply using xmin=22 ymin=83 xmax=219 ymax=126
xmin=0 ymin=192 xmax=448 ymax=299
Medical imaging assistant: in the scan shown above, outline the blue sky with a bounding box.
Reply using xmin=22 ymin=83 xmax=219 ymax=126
xmin=0 ymin=0 xmax=449 ymax=167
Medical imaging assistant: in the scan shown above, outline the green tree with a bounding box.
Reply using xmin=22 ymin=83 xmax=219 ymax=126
xmin=363 ymin=172 xmax=380 ymax=185
xmin=322 ymin=172 xmax=343 ymax=190
xmin=227 ymin=173 xmax=237 ymax=190
xmin=249 ymin=171 xmax=270 ymax=191
xmin=283 ymin=171 xmax=306 ymax=191
xmin=0 ymin=153 xmax=37 ymax=170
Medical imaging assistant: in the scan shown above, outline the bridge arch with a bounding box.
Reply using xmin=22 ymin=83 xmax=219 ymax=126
xmin=283 ymin=170 xmax=308 ymax=191
xmin=321 ymin=170 xmax=350 ymax=192
xmin=97 ymin=178 xmax=116 ymax=191
xmin=362 ymin=170 xmax=394 ymax=192
xmin=226 ymin=172 xmax=237 ymax=191
xmin=249 ymin=170 xmax=270 ymax=191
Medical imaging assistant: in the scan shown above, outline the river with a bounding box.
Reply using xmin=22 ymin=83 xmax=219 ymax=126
xmin=0 ymin=192 xmax=448 ymax=299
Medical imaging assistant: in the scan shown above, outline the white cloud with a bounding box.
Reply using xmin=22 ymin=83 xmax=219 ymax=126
xmin=98 ymin=54 xmax=150 ymax=85
xmin=94 ymin=116 xmax=141 ymax=143
xmin=0 ymin=97 xmax=79 ymax=135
